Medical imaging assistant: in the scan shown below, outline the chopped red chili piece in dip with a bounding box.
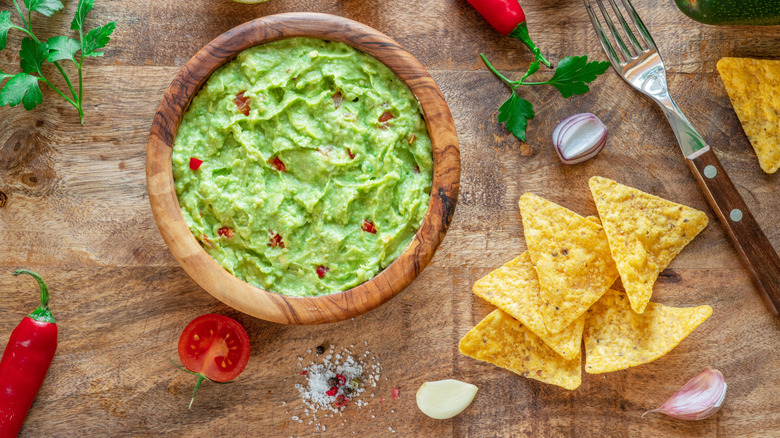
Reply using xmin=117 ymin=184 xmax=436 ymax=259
xmin=234 ymin=91 xmax=250 ymax=116
xmin=269 ymin=233 xmax=285 ymax=249
xmin=189 ymin=157 xmax=203 ymax=171
xmin=332 ymin=92 xmax=343 ymax=108
xmin=218 ymin=227 xmax=234 ymax=238
xmin=347 ymin=148 xmax=355 ymax=159
xmin=361 ymin=220 xmax=377 ymax=234
xmin=316 ymin=266 xmax=329 ymax=278
xmin=378 ymin=111 xmax=395 ymax=122
xmin=269 ymin=156 xmax=286 ymax=172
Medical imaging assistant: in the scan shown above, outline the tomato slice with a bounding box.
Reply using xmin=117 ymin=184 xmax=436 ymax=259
xmin=178 ymin=314 xmax=250 ymax=383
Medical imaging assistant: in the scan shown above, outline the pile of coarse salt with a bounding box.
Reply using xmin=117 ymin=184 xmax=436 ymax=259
xmin=292 ymin=343 xmax=383 ymax=431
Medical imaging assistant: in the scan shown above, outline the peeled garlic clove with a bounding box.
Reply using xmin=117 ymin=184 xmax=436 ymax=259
xmin=416 ymin=379 xmax=478 ymax=420
xmin=644 ymin=368 xmax=727 ymax=421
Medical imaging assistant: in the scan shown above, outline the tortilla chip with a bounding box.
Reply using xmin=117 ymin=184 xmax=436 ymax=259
xmin=583 ymin=289 xmax=712 ymax=374
xmin=588 ymin=177 xmax=708 ymax=313
xmin=518 ymin=194 xmax=619 ymax=334
xmin=459 ymin=309 xmax=581 ymax=390
xmin=717 ymin=57 xmax=780 ymax=174
xmin=473 ymin=252 xmax=584 ymax=360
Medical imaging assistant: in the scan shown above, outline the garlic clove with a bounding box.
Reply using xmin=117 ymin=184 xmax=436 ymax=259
xmin=552 ymin=113 xmax=608 ymax=165
xmin=416 ymin=379 xmax=478 ymax=420
xmin=644 ymin=367 xmax=727 ymax=421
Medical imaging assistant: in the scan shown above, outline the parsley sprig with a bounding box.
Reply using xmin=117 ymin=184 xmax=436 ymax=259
xmin=0 ymin=0 xmax=116 ymax=124
xmin=481 ymin=53 xmax=610 ymax=142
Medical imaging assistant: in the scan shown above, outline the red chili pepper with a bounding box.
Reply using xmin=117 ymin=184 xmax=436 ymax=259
xmin=189 ymin=157 xmax=203 ymax=171
xmin=268 ymin=156 xmax=286 ymax=172
xmin=268 ymin=233 xmax=284 ymax=249
xmin=217 ymin=227 xmax=234 ymax=239
xmin=466 ymin=0 xmax=551 ymax=68
xmin=361 ymin=220 xmax=377 ymax=234
xmin=0 ymin=270 xmax=57 ymax=436
xmin=316 ymin=266 xmax=329 ymax=278
xmin=326 ymin=387 xmax=338 ymax=397
xmin=378 ymin=111 xmax=395 ymax=123
xmin=234 ymin=91 xmax=251 ymax=116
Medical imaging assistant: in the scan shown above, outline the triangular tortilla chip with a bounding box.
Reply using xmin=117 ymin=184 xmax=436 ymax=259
xmin=588 ymin=176 xmax=708 ymax=313
xmin=717 ymin=57 xmax=780 ymax=174
xmin=473 ymin=252 xmax=584 ymax=360
xmin=459 ymin=309 xmax=581 ymax=390
xmin=583 ymin=289 xmax=712 ymax=374
xmin=518 ymin=194 xmax=619 ymax=334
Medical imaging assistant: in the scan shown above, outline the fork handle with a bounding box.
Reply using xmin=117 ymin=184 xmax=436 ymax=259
xmin=687 ymin=147 xmax=780 ymax=316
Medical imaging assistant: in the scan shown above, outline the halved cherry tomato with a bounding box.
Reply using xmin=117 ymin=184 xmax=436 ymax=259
xmin=174 ymin=314 xmax=250 ymax=408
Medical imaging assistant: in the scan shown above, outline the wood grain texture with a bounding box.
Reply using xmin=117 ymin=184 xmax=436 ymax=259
xmin=0 ymin=0 xmax=779 ymax=436
xmin=147 ymin=13 xmax=460 ymax=324
xmin=688 ymin=147 xmax=780 ymax=316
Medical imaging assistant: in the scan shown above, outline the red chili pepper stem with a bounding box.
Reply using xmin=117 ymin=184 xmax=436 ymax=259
xmin=508 ymin=22 xmax=552 ymax=68
xmin=13 ymin=270 xmax=55 ymax=324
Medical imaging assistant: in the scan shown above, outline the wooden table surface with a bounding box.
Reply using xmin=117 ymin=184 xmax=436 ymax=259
xmin=1 ymin=0 xmax=779 ymax=436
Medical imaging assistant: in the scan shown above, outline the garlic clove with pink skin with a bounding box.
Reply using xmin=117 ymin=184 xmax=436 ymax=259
xmin=644 ymin=368 xmax=727 ymax=421
xmin=552 ymin=113 xmax=608 ymax=165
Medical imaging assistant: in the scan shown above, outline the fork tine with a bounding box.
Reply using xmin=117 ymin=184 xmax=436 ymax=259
xmin=607 ymin=0 xmax=643 ymax=53
xmin=594 ymin=0 xmax=632 ymax=62
xmin=618 ymin=0 xmax=657 ymax=50
xmin=584 ymin=1 xmax=622 ymax=67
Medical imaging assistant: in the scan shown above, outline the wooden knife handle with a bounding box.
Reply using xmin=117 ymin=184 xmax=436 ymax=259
xmin=687 ymin=147 xmax=780 ymax=317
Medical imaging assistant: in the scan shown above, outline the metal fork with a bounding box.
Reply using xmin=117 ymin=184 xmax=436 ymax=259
xmin=584 ymin=0 xmax=780 ymax=317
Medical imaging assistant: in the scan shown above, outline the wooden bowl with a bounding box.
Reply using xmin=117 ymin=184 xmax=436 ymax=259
xmin=147 ymin=12 xmax=460 ymax=324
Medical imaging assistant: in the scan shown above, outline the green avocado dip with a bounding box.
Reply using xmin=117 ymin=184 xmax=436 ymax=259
xmin=172 ymin=37 xmax=433 ymax=297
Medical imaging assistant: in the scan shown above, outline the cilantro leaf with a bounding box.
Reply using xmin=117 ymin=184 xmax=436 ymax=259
xmin=0 ymin=11 xmax=12 ymax=51
xmin=497 ymin=92 xmax=535 ymax=142
xmin=0 ymin=69 xmax=12 ymax=81
xmin=82 ymin=22 xmax=115 ymax=57
xmin=71 ymin=0 xmax=95 ymax=31
xmin=19 ymin=37 xmax=48 ymax=74
xmin=545 ymin=55 xmax=610 ymax=98
xmin=0 ymin=72 xmax=43 ymax=110
xmin=47 ymin=36 xmax=81 ymax=62
xmin=23 ymin=0 xmax=64 ymax=17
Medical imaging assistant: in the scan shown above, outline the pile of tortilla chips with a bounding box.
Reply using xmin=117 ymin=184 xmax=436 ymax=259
xmin=459 ymin=176 xmax=713 ymax=390
xmin=717 ymin=57 xmax=780 ymax=174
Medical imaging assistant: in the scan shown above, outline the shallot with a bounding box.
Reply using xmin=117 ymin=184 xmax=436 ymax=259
xmin=643 ymin=368 xmax=727 ymax=421
xmin=552 ymin=113 xmax=607 ymax=165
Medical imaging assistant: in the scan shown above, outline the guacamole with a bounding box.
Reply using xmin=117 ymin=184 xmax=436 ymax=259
xmin=172 ymin=37 xmax=433 ymax=297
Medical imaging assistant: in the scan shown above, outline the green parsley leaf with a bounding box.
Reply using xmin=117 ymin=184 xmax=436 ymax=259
xmin=82 ymin=22 xmax=115 ymax=57
xmin=46 ymin=36 xmax=81 ymax=62
xmin=71 ymin=0 xmax=95 ymax=31
xmin=497 ymin=92 xmax=535 ymax=142
xmin=545 ymin=55 xmax=610 ymax=98
xmin=19 ymin=37 xmax=48 ymax=74
xmin=0 ymin=69 xmax=12 ymax=81
xmin=0 ymin=11 xmax=12 ymax=51
xmin=520 ymin=59 xmax=541 ymax=83
xmin=23 ymin=0 xmax=64 ymax=17
xmin=0 ymin=72 xmax=43 ymax=110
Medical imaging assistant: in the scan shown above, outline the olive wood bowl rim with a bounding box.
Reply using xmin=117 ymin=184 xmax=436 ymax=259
xmin=146 ymin=12 xmax=460 ymax=325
